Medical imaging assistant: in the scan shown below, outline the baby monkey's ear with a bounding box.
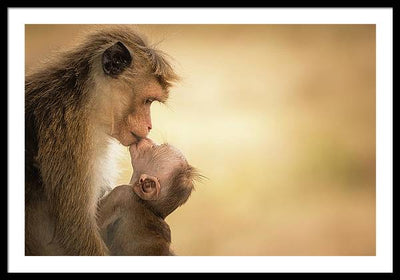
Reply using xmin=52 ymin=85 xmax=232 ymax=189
xmin=133 ymin=174 xmax=160 ymax=201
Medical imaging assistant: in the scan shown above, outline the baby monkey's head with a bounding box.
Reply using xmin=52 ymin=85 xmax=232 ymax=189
xmin=129 ymin=138 xmax=199 ymax=218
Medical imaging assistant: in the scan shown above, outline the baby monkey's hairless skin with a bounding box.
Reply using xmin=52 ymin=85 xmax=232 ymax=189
xmin=97 ymin=138 xmax=199 ymax=255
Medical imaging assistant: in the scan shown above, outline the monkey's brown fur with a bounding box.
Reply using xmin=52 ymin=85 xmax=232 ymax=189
xmin=98 ymin=185 xmax=175 ymax=256
xmin=25 ymin=26 xmax=179 ymax=255
xmin=97 ymin=145 xmax=198 ymax=255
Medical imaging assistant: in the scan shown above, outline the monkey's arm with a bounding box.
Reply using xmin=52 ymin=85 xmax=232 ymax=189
xmin=97 ymin=185 xmax=175 ymax=256
xmin=97 ymin=185 xmax=141 ymax=255
xmin=97 ymin=185 xmax=133 ymax=230
xmin=45 ymin=178 xmax=109 ymax=255
xmin=39 ymin=145 xmax=109 ymax=255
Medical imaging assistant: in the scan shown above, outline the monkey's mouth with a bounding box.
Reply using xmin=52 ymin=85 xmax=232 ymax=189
xmin=131 ymin=132 xmax=142 ymax=143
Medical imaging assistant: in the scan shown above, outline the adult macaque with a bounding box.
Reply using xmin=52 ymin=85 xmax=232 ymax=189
xmin=25 ymin=26 xmax=179 ymax=255
xmin=97 ymin=138 xmax=199 ymax=255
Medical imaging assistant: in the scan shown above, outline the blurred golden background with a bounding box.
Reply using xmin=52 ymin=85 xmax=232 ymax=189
xmin=25 ymin=24 xmax=375 ymax=256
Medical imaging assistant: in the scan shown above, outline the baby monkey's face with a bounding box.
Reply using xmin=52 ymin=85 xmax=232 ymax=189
xmin=129 ymin=138 xmax=187 ymax=193
xmin=129 ymin=138 xmax=197 ymax=218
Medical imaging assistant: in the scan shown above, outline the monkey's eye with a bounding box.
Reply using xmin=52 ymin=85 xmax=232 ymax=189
xmin=144 ymin=98 xmax=154 ymax=105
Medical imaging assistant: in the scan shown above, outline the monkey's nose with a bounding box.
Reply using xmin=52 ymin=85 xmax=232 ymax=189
xmin=147 ymin=126 xmax=152 ymax=132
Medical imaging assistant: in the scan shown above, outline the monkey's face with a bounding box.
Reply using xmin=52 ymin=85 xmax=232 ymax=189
xmin=109 ymin=78 xmax=168 ymax=146
xmin=95 ymin=40 xmax=169 ymax=146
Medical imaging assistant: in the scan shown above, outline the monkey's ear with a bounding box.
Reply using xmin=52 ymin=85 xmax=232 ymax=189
xmin=133 ymin=174 xmax=160 ymax=201
xmin=102 ymin=41 xmax=132 ymax=77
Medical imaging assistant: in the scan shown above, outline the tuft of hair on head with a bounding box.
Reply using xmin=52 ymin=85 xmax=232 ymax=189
xmin=78 ymin=24 xmax=180 ymax=88
xmin=137 ymin=42 xmax=180 ymax=89
xmin=158 ymin=164 xmax=203 ymax=218
xmin=176 ymin=164 xmax=201 ymax=188
xmin=179 ymin=164 xmax=204 ymax=196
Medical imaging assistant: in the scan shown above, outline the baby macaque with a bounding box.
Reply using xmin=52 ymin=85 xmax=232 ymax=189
xmin=97 ymin=138 xmax=198 ymax=255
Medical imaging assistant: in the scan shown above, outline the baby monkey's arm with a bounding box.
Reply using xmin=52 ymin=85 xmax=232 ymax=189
xmin=97 ymin=185 xmax=133 ymax=235
xmin=97 ymin=183 xmax=173 ymax=256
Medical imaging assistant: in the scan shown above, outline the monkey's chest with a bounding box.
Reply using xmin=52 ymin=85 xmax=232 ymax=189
xmin=94 ymin=138 xmax=127 ymax=198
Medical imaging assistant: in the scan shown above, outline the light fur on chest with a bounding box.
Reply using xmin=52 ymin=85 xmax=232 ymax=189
xmin=93 ymin=137 xmax=126 ymax=199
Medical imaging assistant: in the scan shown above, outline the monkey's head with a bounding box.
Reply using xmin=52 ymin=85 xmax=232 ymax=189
xmin=129 ymin=138 xmax=199 ymax=218
xmin=87 ymin=26 xmax=179 ymax=146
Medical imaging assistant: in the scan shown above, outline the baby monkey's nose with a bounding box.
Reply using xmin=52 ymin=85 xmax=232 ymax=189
xmin=129 ymin=138 xmax=157 ymax=158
